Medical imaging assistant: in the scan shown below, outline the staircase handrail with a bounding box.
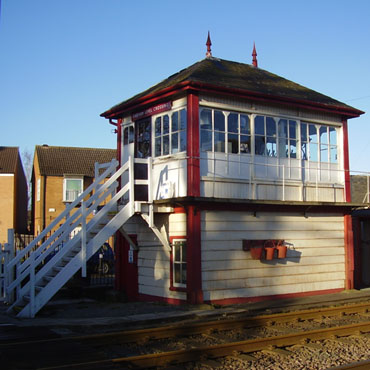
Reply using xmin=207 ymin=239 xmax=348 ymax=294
xmin=6 ymin=159 xmax=130 ymax=298
xmin=7 ymin=159 xmax=118 ymax=270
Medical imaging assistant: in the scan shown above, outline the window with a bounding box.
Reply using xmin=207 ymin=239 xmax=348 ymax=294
xmin=278 ymin=119 xmax=297 ymax=158
xmin=200 ymin=108 xmax=251 ymax=154
xmin=154 ymin=109 xmax=187 ymax=157
xmin=123 ymin=125 xmax=134 ymax=145
xmin=63 ymin=177 xmax=83 ymax=202
xmin=255 ymin=115 xmax=277 ymax=157
xmin=36 ymin=178 xmax=40 ymax=202
xmin=301 ymin=122 xmax=337 ymax=163
xmin=172 ymin=239 xmax=187 ymax=287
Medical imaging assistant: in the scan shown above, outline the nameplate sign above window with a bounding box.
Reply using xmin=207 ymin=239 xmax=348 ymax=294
xmin=132 ymin=102 xmax=172 ymax=121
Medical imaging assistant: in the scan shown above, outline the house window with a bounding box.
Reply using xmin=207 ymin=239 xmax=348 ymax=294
xmin=36 ymin=178 xmax=40 ymax=202
xmin=255 ymin=115 xmax=277 ymax=157
xmin=63 ymin=177 xmax=83 ymax=202
xmin=301 ymin=123 xmax=337 ymax=163
xmin=200 ymin=108 xmax=251 ymax=154
xmin=123 ymin=126 xmax=134 ymax=145
xmin=154 ymin=109 xmax=186 ymax=157
xmin=172 ymin=239 xmax=187 ymax=287
xmin=278 ymin=119 xmax=297 ymax=158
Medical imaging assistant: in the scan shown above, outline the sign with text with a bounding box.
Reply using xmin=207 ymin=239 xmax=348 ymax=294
xmin=132 ymin=102 xmax=172 ymax=121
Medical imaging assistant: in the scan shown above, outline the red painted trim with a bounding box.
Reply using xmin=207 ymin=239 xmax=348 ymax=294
xmin=207 ymin=288 xmax=344 ymax=306
xmin=344 ymin=215 xmax=355 ymax=290
xmin=186 ymin=205 xmax=203 ymax=304
xmin=102 ymin=80 xmax=363 ymax=120
xmin=187 ymin=93 xmax=200 ymax=197
xmin=137 ymin=293 xmax=186 ymax=305
xmin=169 ymin=236 xmax=187 ymax=292
xmin=173 ymin=207 xmax=186 ymax=213
xmin=342 ymin=118 xmax=351 ymax=202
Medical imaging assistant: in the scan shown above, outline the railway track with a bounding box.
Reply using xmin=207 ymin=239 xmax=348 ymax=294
xmin=2 ymin=301 xmax=370 ymax=369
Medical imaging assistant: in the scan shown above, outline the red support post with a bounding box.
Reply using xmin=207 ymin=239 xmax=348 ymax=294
xmin=186 ymin=205 xmax=203 ymax=304
xmin=187 ymin=93 xmax=200 ymax=197
xmin=342 ymin=118 xmax=351 ymax=202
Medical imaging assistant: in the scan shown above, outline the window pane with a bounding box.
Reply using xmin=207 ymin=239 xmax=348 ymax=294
xmin=182 ymin=264 xmax=187 ymax=284
xmin=163 ymin=135 xmax=169 ymax=155
xmin=329 ymin=127 xmax=337 ymax=145
xmin=255 ymin=115 xmax=265 ymax=135
xmin=155 ymin=137 xmax=161 ymax=157
xmin=174 ymin=264 xmax=181 ymax=283
xmin=228 ymin=113 xmax=238 ymax=133
xmin=279 ymin=138 xmax=288 ymax=158
xmin=320 ymin=126 xmax=328 ymax=144
xmin=171 ymin=133 xmax=179 ymax=154
xmin=289 ymin=121 xmax=297 ymax=139
xmin=278 ymin=119 xmax=288 ymax=138
xmin=330 ymin=146 xmax=338 ymax=163
xmin=309 ymin=124 xmax=318 ymax=143
xmin=255 ymin=136 xmax=265 ymax=155
xmin=201 ymin=130 xmax=212 ymax=151
xmin=171 ymin=111 xmax=179 ymax=132
xmin=290 ymin=140 xmax=297 ymax=158
xmin=128 ymin=126 xmax=134 ymax=144
xmin=174 ymin=245 xmax=180 ymax=261
xmin=67 ymin=179 xmax=81 ymax=191
xmin=181 ymin=242 xmax=186 ymax=260
xmin=266 ymin=137 xmax=277 ymax=157
xmin=214 ymin=132 xmax=225 ymax=152
xmin=309 ymin=143 xmax=318 ymax=161
xmin=163 ymin=115 xmax=169 ymax=135
xmin=240 ymin=115 xmax=250 ymax=134
xmin=200 ymin=109 xmax=212 ymax=129
xmin=180 ymin=109 xmax=187 ymax=130
xmin=155 ymin=117 xmax=161 ymax=136
xmin=214 ymin=110 xmax=225 ymax=131
xmin=240 ymin=135 xmax=250 ymax=153
xmin=180 ymin=130 xmax=187 ymax=152
xmin=301 ymin=123 xmax=307 ymax=142
xmin=320 ymin=144 xmax=329 ymax=162
xmin=266 ymin=117 xmax=276 ymax=136
xmin=228 ymin=133 xmax=239 ymax=154
xmin=124 ymin=127 xmax=128 ymax=145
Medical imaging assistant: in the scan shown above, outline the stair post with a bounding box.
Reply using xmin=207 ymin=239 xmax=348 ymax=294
xmin=29 ymin=252 xmax=35 ymax=318
xmin=5 ymin=229 xmax=15 ymax=304
xmin=81 ymin=200 xmax=87 ymax=277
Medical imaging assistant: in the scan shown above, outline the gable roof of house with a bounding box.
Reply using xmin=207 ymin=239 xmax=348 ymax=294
xmin=35 ymin=145 xmax=117 ymax=177
xmin=101 ymin=57 xmax=363 ymax=119
xmin=0 ymin=146 xmax=20 ymax=174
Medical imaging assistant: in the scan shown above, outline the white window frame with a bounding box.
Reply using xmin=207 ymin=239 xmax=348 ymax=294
xmin=36 ymin=178 xmax=41 ymax=202
xmin=172 ymin=239 xmax=187 ymax=288
xmin=63 ymin=177 xmax=83 ymax=202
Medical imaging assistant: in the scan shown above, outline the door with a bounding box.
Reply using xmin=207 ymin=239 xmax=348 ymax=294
xmin=122 ymin=123 xmax=135 ymax=164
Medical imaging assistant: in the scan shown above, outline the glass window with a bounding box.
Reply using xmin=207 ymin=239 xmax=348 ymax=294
xmin=255 ymin=116 xmax=276 ymax=157
xmin=154 ymin=109 xmax=187 ymax=157
xmin=308 ymin=124 xmax=318 ymax=162
xmin=64 ymin=178 xmax=83 ymax=202
xmin=173 ymin=240 xmax=186 ymax=287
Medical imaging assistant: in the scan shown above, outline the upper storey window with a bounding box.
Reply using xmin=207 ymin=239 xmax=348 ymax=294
xmin=200 ymin=109 xmax=251 ymax=154
xmin=301 ymin=123 xmax=338 ymax=163
xmin=154 ymin=109 xmax=187 ymax=157
xmin=255 ymin=115 xmax=277 ymax=157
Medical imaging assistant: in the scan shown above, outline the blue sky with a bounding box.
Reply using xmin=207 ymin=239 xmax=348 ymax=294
xmin=1 ymin=0 xmax=370 ymax=173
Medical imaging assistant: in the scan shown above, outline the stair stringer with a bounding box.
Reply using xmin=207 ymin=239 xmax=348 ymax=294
xmin=17 ymin=204 xmax=134 ymax=318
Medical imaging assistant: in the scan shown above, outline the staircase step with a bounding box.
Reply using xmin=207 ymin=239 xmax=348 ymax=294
xmin=44 ymin=275 xmax=54 ymax=282
xmin=53 ymin=266 xmax=63 ymax=273
xmin=24 ymin=295 xmax=30 ymax=302
xmin=35 ymin=285 xmax=43 ymax=292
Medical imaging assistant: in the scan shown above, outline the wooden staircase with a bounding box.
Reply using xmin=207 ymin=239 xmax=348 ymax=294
xmin=4 ymin=157 xmax=148 ymax=318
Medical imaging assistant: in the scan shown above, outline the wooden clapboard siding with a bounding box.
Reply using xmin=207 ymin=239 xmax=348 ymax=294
xmin=204 ymin=280 xmax=344 ymax=302
xmin=201 ymin=210 xmax=345 ymax=301
xmin=169 ymin=212 xmax=187 ymax=236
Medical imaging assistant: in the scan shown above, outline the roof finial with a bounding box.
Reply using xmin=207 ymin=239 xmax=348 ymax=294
xmin=206 ymin=31 xmax=212 ymax=58
xmin=252 ymin=42 xmax=258 ymax=68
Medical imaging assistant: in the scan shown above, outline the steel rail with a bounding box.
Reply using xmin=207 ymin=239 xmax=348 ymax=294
xmin=39 ymin=320 xmax=370 ymax=369
xmin=2 ymin=301 xmax=370 ymax=348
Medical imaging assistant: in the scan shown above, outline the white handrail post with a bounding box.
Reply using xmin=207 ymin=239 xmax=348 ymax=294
xmin=81 ymin=200 xmax=87 ymax=278
xmin=6 ymin=229 xmax=15 ymax=303
xmin=129 ymin=156 xmax=135 ymax=214
xmin=29 ymin=253 xmax=35 ymax=318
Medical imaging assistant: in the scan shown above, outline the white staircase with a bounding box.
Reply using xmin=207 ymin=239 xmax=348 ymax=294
xmin=5 ymin=157 xmax=148 ymax=318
